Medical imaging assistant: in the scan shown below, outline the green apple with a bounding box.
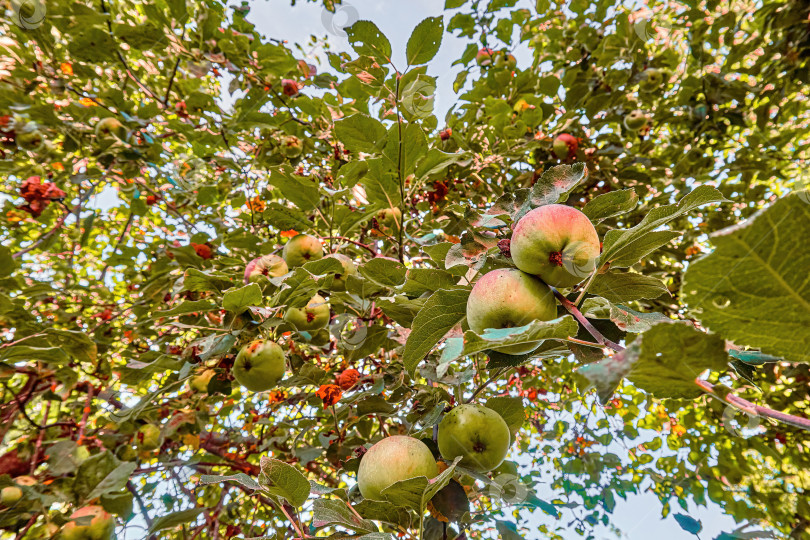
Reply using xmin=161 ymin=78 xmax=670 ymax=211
xmin=327 ymin=254 xmax=356 ymax=291
xmin=510 ymin=204 xmax=600 ymax=288
xmin=640 ymin=68 xmax=668 ymax=92
xmin=16 ymin=130 xmax=45 ymax=151
xmin=232 ymin=339 xmax=286 ymax=392
xmin=282 ymin=234 xmax=324 ymax=267
xmin=284 ymin=294 xmax=330 ymax=331
xmin=466 ymin=268 xmax=557 ymax=355
xmin=137 ymin=424 xmax=161 ymax=451
xmin=357 ymin=436 xmax=438 ymax=500
xmin=280 ymin=135 xmax=303 ymax=158
xmin=94 ymin=117 xmax=127 ymax=140
xmin=623 ymin=110 xmax=649 ymax=131
xmin=61 ymin=505 xmax=114 ymax=540
xmin=438 ymin=404 xmax=511 ymax=472
xmin=552 ymin=133 xmax=578 ymax=160
xmin=475 ymin=47 xmax=495 ymax=66
xmin=375 ymin=207 xmax=402 ymax=233
xmin=244 ymin=254 xmax=288 ymax=283
xmin=1 ymin=486 xmax=22 ymax=505
xmin=189 ymin=368 xmax=215 ymax=393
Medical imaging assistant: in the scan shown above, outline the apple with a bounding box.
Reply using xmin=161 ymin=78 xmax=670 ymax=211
xmin=466 ymin=268 xmax=557 ymax=355
xmin=375 ymin=207 xmax=402 ymax=234
xmin=510 ymin=204 xmax=600 ymax=288
xmin=281 ymin=79 xmax=299 ymax=97
xmin=16 ymin=130 xmax=45 ymax=151
xmin=13 ymin=476 xmax=37 ymax=487
xmin=327 ymin=254 xmax=356 ymax=291
xmin=1 ymin=486 xmax=22 ymax=505
xmin=61 ymin=505 xmax=114 ymax=540
xmin=552 ymin=133 xmax=578 ymax=160
xmin=94 ymin=117 xmax=127 ymax=140
xmin=282 ymin=234 xmax=324 ymax=267
xmin=438 ymin=404 xmax=511 ymax=472
xmin=494 ymin=51 xmax=517 ymax=70
xmin=232 ymin=339 xmax=286 ymax=392
xmin=357 ymin=436 xmax=438 ymax=500
xmin=640 ymin=68 xmax=668 ymax=92
xmin=475 ymin=47 xmax=495 ymax=66
xmin=280 ymin=135 xmax=303 ymax=158
xmin=189 ymin=368 xmax=215 ymax=393
xmin=137 ymin=424 xmax=161 ymax=450
xmin=623 ymin=110 xmax=649 ymax=131
xmin=244 ymin=254 xmax=288 ymax=283
xmin=284 ymin=294 xmax=330 ymax=331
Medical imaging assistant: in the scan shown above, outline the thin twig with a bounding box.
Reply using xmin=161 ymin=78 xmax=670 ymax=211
xmin=551 ymin=287 xmax=624 ymax=352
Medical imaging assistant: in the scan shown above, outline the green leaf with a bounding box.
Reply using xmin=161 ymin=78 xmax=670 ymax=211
xmin=147 ymin=507 xmax=206 ymax=534
xmin=406 ymin=17 xmax=444 ymax=65
xmin=0 ymin=246 xmax=15 ymax=277
xmin=222 ymin=283 xmax=262 ymax=313
xmin=0 ymin=345 xmax=69 ymax=364
xmin=259 ymin=456 xmax=311 ymax=507
xmin=198 ymin=473 xmax=262 ymax=491
xmin=442 ymin=316 xmax=578 ymax=364
xmin=601 ymin=186 xmax=725 ymax=265
xmin=683 ymin=192 xmax=810 ymax=363
xmin=628 ymin=323 xmax=729 ymax=399
xmin=87 ymin=462 xmax=137 ymax=500
xmin=609 ymin=231 xmax=682 ymax=268
xmin=312 ymin=499 xmax=378 ymax=534
xmin=485 ymin=396 xmax=525 ymax=436
xmin=515 ymin=163 xmax=588 ymax=221
xmin=345 ymin=20 xmax=392 ymax=60
xmin=673 ymin=513 xmax=702 ymax=535
xmin=380 ymin=457 xmax=461 ymax=511
xmin=582 ymin=189 xmax=638 ymax=221
xmin=359 ymin=258 xmax=407 ymax=288
xmin=589 ymin=272 xmax=669 ymax=303
xmin=47 ymin=329 xmax=98 ymax=364
xmin=154 ymin=300 xmax=217 ymax=318
xmin=268 ymin=167 xmax=321 ymax=211
xmin=335 ymin=114 xmax=387 ymax=154
xmin=403 ymin=288 xmax=470 ymax=375
xmin=355 ymin=500 xmax=411 ymax=529
xmin=183 ymin=268 xmax=236 ymax=293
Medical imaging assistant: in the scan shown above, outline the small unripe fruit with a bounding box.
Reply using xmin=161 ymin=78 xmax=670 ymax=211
xmin=137 ymin=424 xmax=161 ymax=450
xmin=475 ymin=47 xmax=495 ymax=66
xmin=1 ymin=486 xmax=22 ymax=506
xmin=244 ymin=254 xmax=288 ymax=283
xmin=375 ymin=207 xmax=402 ymax=233
xmin=284 ymin=294 xmax=330 ymax=331
xmin=232 ymin=340 xmax=286 ymax=392
xmin=327 ymin=254 xmax=357 ymax=291
xmin=16 ymin=130 xmax=45 ymax=151
xmin=466 ymin=268 xmax=557 ymax=355
xmin=61 ymin=505 xmax=114 ymax=540
xmin=357 ymin=436 xmax=438 ymax=500
xmin=438 ymin=404 xmax=511 ymax=472
xmin=280 ymin=135 xmax=303 ymax=158
xmin=640 ymin=68 xmax=667 ymax=92
xmin=623 ymin=110 xmax=649 ymax=131
xmin=282 ymin=234 xmax=324 ymax=267
xmin=94 ymin=117 xmax=127 ymax=140
xmin=511 ymin=204 xmax=600 ymax=288
xmin=552 ymin=133 xmax=578 ymax=160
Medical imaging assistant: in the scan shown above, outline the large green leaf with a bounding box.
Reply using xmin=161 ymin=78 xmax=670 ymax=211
xmin=345 ymin=20 xmax=392 ymax=60
xmin=259 ymin=457 xmax=311 ymax=507
xmin=403 ymin=288 xmax=470 ymax=375
xmin=683 ymin=192 xmax=810 ymax=363
xmin=335 ymin=114 xmax=387 ymax=154
xmin=406 ymin=17 xmax=444 ymax=65
xmin=589 ymin=272 xmax=669 ymax=303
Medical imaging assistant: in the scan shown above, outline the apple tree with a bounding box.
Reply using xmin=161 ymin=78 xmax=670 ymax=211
xmin=0 ymin=0 xmax=808 ymax=538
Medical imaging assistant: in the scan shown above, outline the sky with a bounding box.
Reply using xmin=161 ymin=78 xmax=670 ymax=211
xmin=235 ymin=1 xmax=748 ymax=539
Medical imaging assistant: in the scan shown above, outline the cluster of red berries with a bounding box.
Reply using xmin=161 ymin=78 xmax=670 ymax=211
xmin=18 ymin=176 xmax=65 ymax=217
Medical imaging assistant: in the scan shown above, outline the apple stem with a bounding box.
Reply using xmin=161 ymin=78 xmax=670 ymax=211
xmin=574 ymin=268 xmax=600 ymax=307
